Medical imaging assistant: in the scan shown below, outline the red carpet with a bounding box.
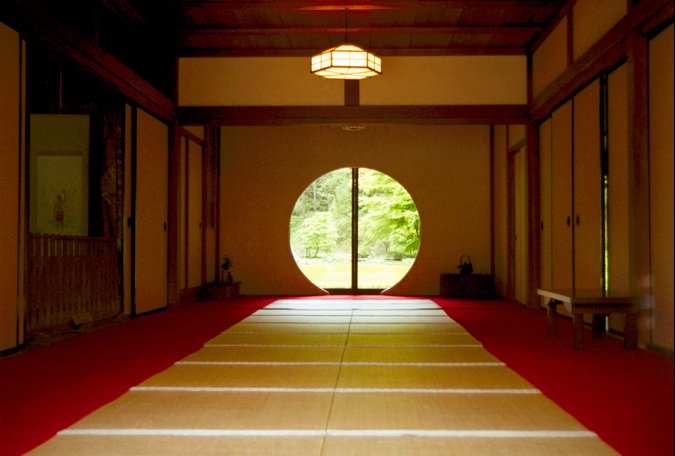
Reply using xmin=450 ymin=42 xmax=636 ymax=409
xmin=1 ymin=296 xmax=673 ymax=455
xmin=434 ymin=298 xmax=674 ymax=456
xmin=0 ymin=297 xmax=275 ymax=456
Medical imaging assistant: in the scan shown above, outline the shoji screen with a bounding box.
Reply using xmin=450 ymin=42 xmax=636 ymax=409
xmin=492 ymin=125 xmax=509 ymax=298
xmin=514 ymin=145 xmax=529 ymax=304
xmin=178 ymin=137 xmax=186 ymax=291
xmin=134 ymin=109 xmax=169 ymax=314
xmin=607 ymin=64 xmax=630 ymax=332
xmin=649 ymin=25 xmax=674 ymax=350
xmin=187 ymin=138 xmax=203 ymax=289
xmin=573 ymin=80 xmax=602 ymax=292
xmin=550 ymin=101 xmax=573 ymax=291
xmin=539 ymin=118 xmax=552 ymax=298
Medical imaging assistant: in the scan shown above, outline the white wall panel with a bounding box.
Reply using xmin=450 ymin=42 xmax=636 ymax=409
xmin=361 ymin=56 xmax=526 ymax=105
xmin=532 ymin=18 xmax=568 ymax=98
xmin=179 ymin=57 xmax=343 ymax=106
xmin=573 ymin=0 xmax=626 ymax=59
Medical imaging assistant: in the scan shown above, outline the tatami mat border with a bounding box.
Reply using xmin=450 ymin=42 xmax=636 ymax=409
xmin=175 ymin=361 xmax=503 ymax=366
xmin=58 ymin=429 xmax=598 ymax=438
xmin=130 ymin=386 xmax=540 ymax=394
xmin=202 ymin=343 xmax=483 ymax=348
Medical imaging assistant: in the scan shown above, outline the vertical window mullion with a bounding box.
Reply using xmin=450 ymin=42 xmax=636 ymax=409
xmin=351 ymin=167 xmax=359 ymax=292
xmin=600 ymin=73 xmax=610 ymax=296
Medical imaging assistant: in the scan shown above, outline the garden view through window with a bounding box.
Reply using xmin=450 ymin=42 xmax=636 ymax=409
xmin=290 ymin=168 xmax=420 ymax=292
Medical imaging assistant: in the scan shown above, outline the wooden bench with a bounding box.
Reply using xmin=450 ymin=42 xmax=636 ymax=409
xmin=536 ymin=289 xmax=638 ymax=351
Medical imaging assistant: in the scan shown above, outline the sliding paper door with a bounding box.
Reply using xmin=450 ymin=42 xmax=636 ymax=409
xmin=134 ymin=109 xmax=169 ymax=314
xmin=187 ymin=139 xmax=203 ymax=289
xmin=538 ymin=118 xmax=552 ymax=297
xmin=550 ymin=101 xmax=573 ymax=291
xmin=573 ymin=80 xmax=602 ymax=292
xmin=513 ymin=145 xmax=529 ymax=305
xmin=607 ymin=64 xmax=630 ymax=332
xmin=649 ymin=25 xmax=675 ymax=349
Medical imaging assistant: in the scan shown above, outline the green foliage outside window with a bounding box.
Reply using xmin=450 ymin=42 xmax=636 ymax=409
xmin=290 ymin=168 xmax=419 ymax=260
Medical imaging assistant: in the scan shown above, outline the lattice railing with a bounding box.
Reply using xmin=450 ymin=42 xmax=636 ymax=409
xmin=26 ymin=234 xmax=121 ymax=336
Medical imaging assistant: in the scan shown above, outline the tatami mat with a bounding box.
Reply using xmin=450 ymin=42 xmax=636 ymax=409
xmin=346 ymin=332 xmax=480 ymax=345
xmin=333 ymin=346 xmax=498 ymax=363
xmin=349 ymin=315 xmax=458 ymax=324
xmin=322 ymin=436 xmax=616 ymax=456
xmin=67 ymin=391 xmax=334 ymax=430
xmin=241 ymin=315 xmax=354 ymax=324
xmin=207 ymin=332 xmax=349 ymax=346
xmin=181 ymin=345 xmax=345 ymax=363
xmin=265 ymin=299 xmax=441 ymax=309
xmin=31 ymin=435 xmax=325 ymax=456
xmin=29 ymin=298 xmax=618 ymax=455
xmin=140 ymin=364 xmax=342 ymax=388
xmin=347 ymin=323 xmax=466 ymax=334
xmin=335 ymin=365 xmax=534 ymax=389
xmin=226 ymin=322 xmax=351 ymax=333
xmin=326 ymin=393 xmax=588 ymax=430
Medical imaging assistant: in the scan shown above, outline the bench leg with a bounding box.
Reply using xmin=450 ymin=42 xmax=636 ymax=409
xmin=592 ymin=314 xmax=607 ymax=339
xmin=624 ymin=311 xmax=638 ymax=349
xmin=573 ymin=312 xmax=585 ymax=350
xmin=547 ymin=299 xmax=559 ymax=338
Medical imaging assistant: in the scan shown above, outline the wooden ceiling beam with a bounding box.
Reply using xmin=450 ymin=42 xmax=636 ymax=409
xmin=181 ymin=25 xmax=543 ymax=36
xmin=177 ymin=46 xmax=528 ymax=57
xmin=176 ymin=0 xmax=563 ymax=10
xmin=178 ymin=105 xmax=529 ymax=126
xmin=99 ymin=0 xmax=146 ymax=26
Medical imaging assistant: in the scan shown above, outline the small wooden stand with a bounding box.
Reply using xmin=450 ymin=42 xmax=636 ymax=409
xmin=537 ymin=288 xmax=638 ymax=350
xmin=204 ymin=282 xmax=241 ymax=300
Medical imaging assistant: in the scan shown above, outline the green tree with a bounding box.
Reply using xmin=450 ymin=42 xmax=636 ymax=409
xmin=292 ymin=169 xmax=352 ymax=254
xmin=296 ymin=212 xmax=338 ymax=258
xmin=359 ymin=169 xmax=420 ymax=257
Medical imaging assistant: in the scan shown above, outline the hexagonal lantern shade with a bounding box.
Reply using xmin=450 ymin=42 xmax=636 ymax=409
xmin=310 ymin=44 xmax=382 ymax=80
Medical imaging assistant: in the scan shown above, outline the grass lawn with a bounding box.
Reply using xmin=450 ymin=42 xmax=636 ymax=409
xmin=297 ymin=259 xmax=414 ymax=289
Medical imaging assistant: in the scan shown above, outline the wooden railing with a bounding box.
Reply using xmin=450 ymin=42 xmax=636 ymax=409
xmin=26 ymin=234 xmax=121 ymax=336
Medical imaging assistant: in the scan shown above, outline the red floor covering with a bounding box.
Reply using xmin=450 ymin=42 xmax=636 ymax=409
xmin=435 ymin=298 xmax=674 ymax=456
xmin=0 ymin=295 xmax=672 ymax=455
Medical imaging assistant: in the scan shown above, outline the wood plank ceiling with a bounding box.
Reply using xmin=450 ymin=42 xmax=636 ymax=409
xmin=166 ymin=0 xmax=566 ymax=57
xmin=126 ymin=0 xmax=566 ymax=124
xmin=0 ymin=0 xmax=568 ymax=122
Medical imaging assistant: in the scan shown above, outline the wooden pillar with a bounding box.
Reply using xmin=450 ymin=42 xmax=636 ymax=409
xmin=526 ymin=121 xmax=541 ymax=309
xmin=167 ymin=122 xmax=181 ymax=307
xmin=626 ymin=31 xmax=650 ymax=346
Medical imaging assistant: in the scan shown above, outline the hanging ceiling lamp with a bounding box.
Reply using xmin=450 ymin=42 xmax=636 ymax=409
xmin=310 ymin=9 xmax=381 ymax=80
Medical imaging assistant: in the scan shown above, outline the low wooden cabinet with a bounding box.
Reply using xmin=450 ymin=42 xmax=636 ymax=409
xmin=440 ymin=274 xmax=494 ymax=299
xmin=203 ymin=282 xmax=241 ymax=300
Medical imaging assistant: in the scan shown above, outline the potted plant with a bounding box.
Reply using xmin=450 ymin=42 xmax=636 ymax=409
xmin=205 ymin=255 xmax=240 ymax=299
xmin=221 ymin=255 xmax=233 ymax=284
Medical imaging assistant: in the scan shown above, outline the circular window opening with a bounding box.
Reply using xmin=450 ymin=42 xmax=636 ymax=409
xmin=290 ymin=167 xmax=420 ymax=292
